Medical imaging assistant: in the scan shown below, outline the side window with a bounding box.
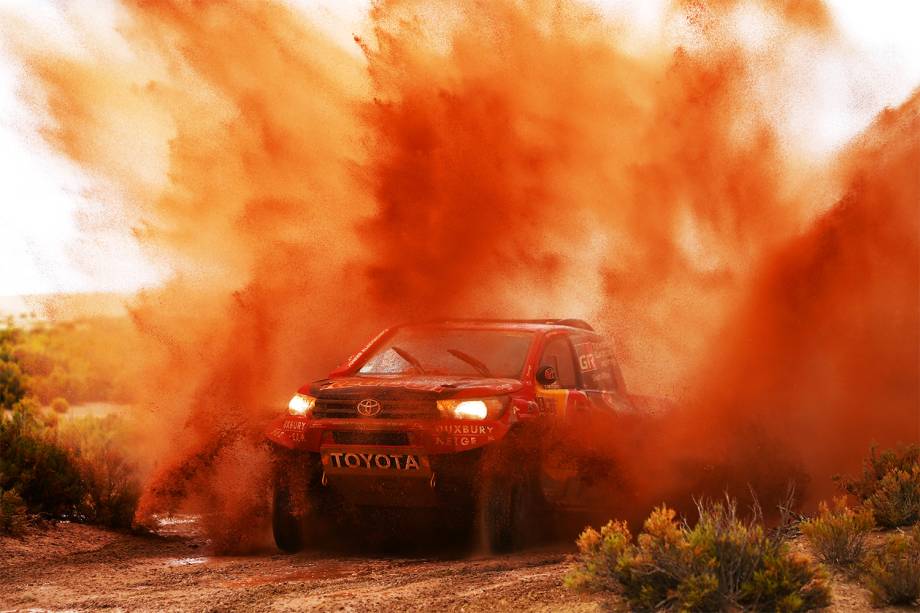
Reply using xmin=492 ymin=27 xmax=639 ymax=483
xmin=539 ymin=336 xmax=578 ymax=389
xmin=573 ymin=336 xmax=621 ymax=392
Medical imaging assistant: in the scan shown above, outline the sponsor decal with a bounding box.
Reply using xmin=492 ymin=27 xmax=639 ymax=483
xmin=324 ymin=452 xmax=421 ymax=471
xmin=282 ymin=419 xmax=307 ymax=431
xmin=436 ymin=435 xmax=479 ymax=446
xmin=316 ymin=377 xmax=519 ymax=393
xmin=434 ymin=424 xmax=495 ymax=435
xmin=536 ymin=395 xmax=558 ymax=414
xmin=319 ymin=379 xmax=446 ymax=392
xmin=271 ymin=426 xmax=305 ymax=443
xmin=575 ymin=342 xmax=597 ymax=372
xmin=433 ymin=423 xmax=496 ymax=447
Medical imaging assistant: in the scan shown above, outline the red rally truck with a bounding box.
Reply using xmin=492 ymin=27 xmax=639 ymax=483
xmin=266 ymin=319 xmax=655 ymax=552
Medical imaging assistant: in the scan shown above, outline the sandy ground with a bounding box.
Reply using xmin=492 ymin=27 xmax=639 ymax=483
xmin=0 ymin=521 xmax=896 ymax=612
xmin=0 ymin=522 xmax=610 ymax=612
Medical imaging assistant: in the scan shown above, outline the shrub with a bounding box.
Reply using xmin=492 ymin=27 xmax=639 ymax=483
xmin=0 ymin=325 xmax=141 ymax=529
xmin=10 ymin=317 xmax=140 ymax=405
xmin=863 ymin=525 xmax=920 ymax=607
xmin=565 ymin=519 xmax=635 ymax=593
xmin=59 ymin=415 xmax=140 ymax=529
xmin=844 ymin=445 xmax=920 ymax=528
xmin=0 ymin=400 xmax=85 ymax=517
xmin=40 ymin=409 xmax=60 ymax=429
xmin=0 ymin=358 xmax=28 ymax=408
xmin=800 ymin=497 xmax=874 ymax=567
xmin=0 ymin=486 xmax=28 ymax=535
xmin=50 ymin=397 xmax=69 ymax=414
xmin=865 ymin=466 xmax=920 ymax=529
xmin=566 ymin=500 xmax=831 ymax=611
xmin=1 ymin=397 xmax=140 ymax=529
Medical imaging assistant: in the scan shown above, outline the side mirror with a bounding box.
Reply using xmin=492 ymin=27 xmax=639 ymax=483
xmin=536 ymin=365 xmax=558 ymax=386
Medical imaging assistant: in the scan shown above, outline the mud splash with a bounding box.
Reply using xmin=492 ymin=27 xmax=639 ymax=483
xmin=4 ymin=0 xmax=917 ymax=546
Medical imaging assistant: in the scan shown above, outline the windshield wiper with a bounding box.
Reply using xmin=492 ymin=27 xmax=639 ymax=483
xmin=392 ymin=345 xmax=426 ymax=374
xmin=447 ymin=348 xmax=492 ymax=377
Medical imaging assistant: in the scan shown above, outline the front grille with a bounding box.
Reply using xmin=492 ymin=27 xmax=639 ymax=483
xmin=332 ymin=431 xmax=410 ymax=446
xmin=313 ymin=398 xmax=438 ymax=419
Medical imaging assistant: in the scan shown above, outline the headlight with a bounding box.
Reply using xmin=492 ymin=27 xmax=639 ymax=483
xmin=437 ymin=397 xmax=507 ymax=420
xmin=288 ymin=393 xmax=316 ymax=416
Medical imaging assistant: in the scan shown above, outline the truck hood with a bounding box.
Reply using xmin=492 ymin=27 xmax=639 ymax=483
xmin=302 ymin=375 xmax=523 ymax=400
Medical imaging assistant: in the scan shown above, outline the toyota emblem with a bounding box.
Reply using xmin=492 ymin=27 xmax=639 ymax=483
xmin=356 ymin=398 xmax=382 ymax=417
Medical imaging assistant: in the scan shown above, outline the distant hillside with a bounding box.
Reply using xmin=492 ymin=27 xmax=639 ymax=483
xmin=0 ymin=292 xmax=131 ymax=322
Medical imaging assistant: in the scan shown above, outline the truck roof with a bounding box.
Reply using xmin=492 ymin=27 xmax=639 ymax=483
xmin=409 ymin=318 xmax=595 ymax=332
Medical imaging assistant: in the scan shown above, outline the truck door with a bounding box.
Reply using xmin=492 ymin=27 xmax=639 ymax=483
xmin=533 ymin=333 xmax=581 ymax=418
xmin=569 ymin=334 xmax=640 ymax=510
xmin=570 ymin=335 xmax=633 ymax=416
xmin=534 ymin=332 xmax=594 ymax=507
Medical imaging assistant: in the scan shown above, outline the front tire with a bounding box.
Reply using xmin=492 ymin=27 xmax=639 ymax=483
xmin=272 ymin=479 xmax=304 ymax=553
xmin=271 ymin=450 xmax=331 ymax=553
xmin=479 ymin=438 xmax=545 ymax=553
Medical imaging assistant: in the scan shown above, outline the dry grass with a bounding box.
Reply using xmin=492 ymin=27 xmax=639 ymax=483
xmin=800 ymin=498 xmax=873 ymax=568
xmin=566 ymin=498 xmax=831 ymax=611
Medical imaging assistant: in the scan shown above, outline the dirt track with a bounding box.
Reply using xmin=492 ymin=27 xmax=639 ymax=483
xmin=1 ymin=520 xmax=888 ymax=612
xmin=0 ymin=522 xmax=610 ymax=612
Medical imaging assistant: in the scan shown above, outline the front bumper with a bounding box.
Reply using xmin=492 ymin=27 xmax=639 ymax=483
xmin=280 ymin=447 xmax=486 ymax=508
xmin=266 ymin=415 xmax=510 ymax=455
xmin=266 ymin=413 xmax=514 ymax=508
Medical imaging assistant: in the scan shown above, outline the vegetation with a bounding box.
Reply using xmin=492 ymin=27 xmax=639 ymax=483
xmin=50 ymin=397 xmax=69 ymax=414
xmin=3 ymin=316 xmax=139 ymax=405
xmin=863 ymin=525 xmax=920 ymax=607
xmin=566 ymin=499 xmax=831 ymax=612
xmin=843 ymin=444 xmax=920 ymax=528
xmin=0 ymin=485 xmax=28 ymax=535
xmin=59 ymin=415 xmax=140 ymax=529
xmin=800 ymin=498 xmax=874 ymax=567
xmin=0 ymin=320 xmax=140 ymax=530
xmin=0 ymin=399 xmax=87 ymax=517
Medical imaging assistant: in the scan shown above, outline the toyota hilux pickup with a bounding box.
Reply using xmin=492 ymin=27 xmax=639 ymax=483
xmin=266 ymin=319 xmax=655 ymax=552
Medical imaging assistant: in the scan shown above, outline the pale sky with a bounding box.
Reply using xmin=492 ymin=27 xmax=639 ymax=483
xmin=0 ymin=0 xmax=918 ymax=297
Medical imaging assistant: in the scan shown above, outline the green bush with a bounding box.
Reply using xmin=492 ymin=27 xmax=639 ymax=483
xmin=0 ymin=485 xmax=28 ymax=535
xmin=865 ymin=466 xmax=920 ymax=529
xmin=800 ymin=497 xmax=874 ymax=567
xmin=844 ymin=445 xmax=920 ymax=528
xmin=0 ymin=332 xmax=141 ymax=530
xmin=0 ymin=400 xmax=85 ymax=517
xmin=59 ymin=415 xmax=140 ymax=529
xmin=9 ymin=317 xmax=140 ymax=405
xmin=0 ymin=402 xmax=140 ymax=529
xmin=566 ymin=500 xmax=831 ymax=611
xmin=0 ymin=358 xmax=28 ymax=408
xmin=863 ymin=526 xmax=920 ymax=607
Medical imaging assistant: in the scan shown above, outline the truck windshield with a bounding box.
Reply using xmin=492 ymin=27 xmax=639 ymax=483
xmin=357 ymin=327 xmax=534 ymax=378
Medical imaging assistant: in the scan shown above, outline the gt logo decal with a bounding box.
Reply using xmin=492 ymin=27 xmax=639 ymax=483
xmin=578 ymin=354 xmax=596 ymax=371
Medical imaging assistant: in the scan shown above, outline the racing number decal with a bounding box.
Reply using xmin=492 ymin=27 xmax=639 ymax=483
xmin=535 ymin=388 xmax=569 ymax=417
